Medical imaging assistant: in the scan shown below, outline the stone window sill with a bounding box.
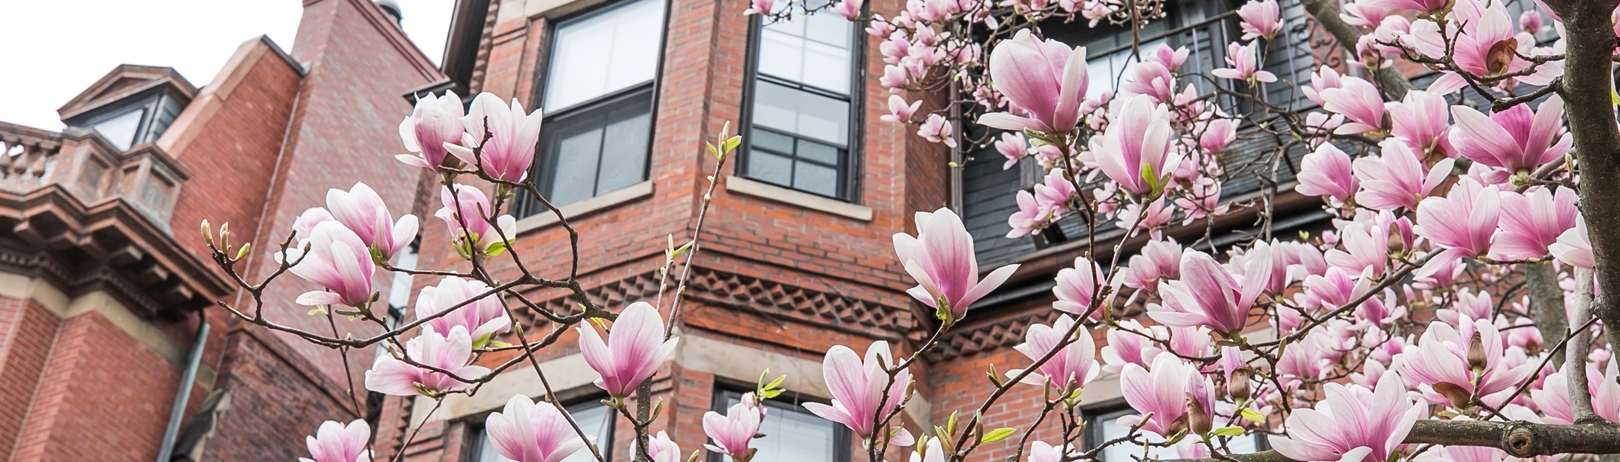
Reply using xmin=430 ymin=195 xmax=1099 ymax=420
xmin=514 ymin=180 xmax=655 ymax=235
xmin=724 ymin=175 xmax=873 ymax=221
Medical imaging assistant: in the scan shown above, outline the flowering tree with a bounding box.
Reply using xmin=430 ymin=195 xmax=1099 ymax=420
xmin=197 ymin=0 xmax=1620 ymax=460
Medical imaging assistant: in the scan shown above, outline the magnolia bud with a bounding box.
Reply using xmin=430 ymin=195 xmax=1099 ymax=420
xmin=1433 ymin=382 xmax=1472 ymax=409
xmin=1186 ymin=395 xmax=1212 ymax=436
xmin=1467 ymin=332 xmax=1488 ymax=372
xmin=1227 ymin=368 xmax=1252 ymax=402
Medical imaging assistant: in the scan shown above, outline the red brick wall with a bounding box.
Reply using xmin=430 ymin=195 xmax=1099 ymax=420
xmin=201 ymin=325 xmax=363 ymax=461
xmin=0 ymin=296 xmax=59 ymax=460
xmin=9 ymin=311 xmax=181 ymax=461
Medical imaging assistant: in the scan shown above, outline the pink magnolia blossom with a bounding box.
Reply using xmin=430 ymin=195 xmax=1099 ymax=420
xmin=980 ymin=30 xmax=1088 ymax=134
xmin=1121 ymin=61 xmax=1175 ymax=103
xmin=1211 ymin=41 xmax=1276 ymax=85
xmin=805 ymin=341 xmax=914 ymax=442
xmin=1320 ymin=77 xmax=1385 ymax=135
xmin=1549 ymin=214 xmax=1594 ymax=268
xmin=1096 ymin=95 xmax=1178 ymax=197
xmin=995 ymin=132 xmax=1029 ymax=170
xmin=1238 ymin=0 xmax=1282 ymax=41
xmin=912 ymin=438 xmax=947 ymax=462
xmin=1028 ymin=442 xmax=1071 ymax=462
xmin=742 ymin=0 xmax=774 ymax=15
xmin=326 ymin=182 xmax=418 ymax=263
xmin=436 ymin=185 xmax=517 ymax=260
xmin=1340 ymin=0 xmax=1390 ymax=28
xmin=1119 ymin=352 xmax=1214 ymax=437
xmin=918 ymin=113 xmax=956 ymax=147
xmin=365 ymin=326 xmax=490 ymax=396
xmin=1449 ymin=96 xmax=1570 ymax=175
xmin=1007 ymin=190 xmax=1048 ymax=239
xmin=1325 ymin=216 xmax=1391 ymax=277
xmin=1268 ymin=372 xmax=1422 ymax=462
xmin=416 ymin=276 xmax=512 ymax=346
xmin=1009 ymin=314 xmax=1099 ymax=391
xmin=396 ymin=90 xmax=466 ymax=171
xmin=1352 ymin=140 xmax=1453 ymax=211
xmin=1398 ymin=319 xmax=1535 ymax=407
xmin=301 ymin=420 xmax=373 ymax=462
xmin=1302 ymin=66 xmax=1342 ymax=108
xmin=1492 ymin=187 xmax=1577 ymax=260
xmin=1034 ymin=169 xmax=1075 ymax=218
xmin=834 ymin=0 xmax=862 ymax=19
xmin=1415 ymin=177 xmax=1500 ymax=259
xmin=446 ymin=93 xmax=543 ymax=182
xmin=484 ymin=395 xmax=588 ymax=462
xmin=1415 ymin=445 xmax=1511 ymax=462
xmin=1101 ymin=320 xmax=1161 ymax=374
xmin=1122 ymin=237 xmax=1183 ymax=291
xmin=578 ymin=302 xmax=679 ymax=398
xmin=293 ymin=207 xmax=335 ymax=238
xmin=894 ymin=208 xmax=1019 ymax=321
xmin=1053 ymin=257 xmax=1106 ymax=318
xmin=1369 ymin=0 xmax=1449 ymax=15
xmin=1519 ymin=10 xmax=1544 ymax=34
xmin=1532 ymin=362 xmax=1620 ymax=424
xmin=640 ymin=432 xmax=681 ymax=462
xmin=1199 ymin=118 xmax=1237 ymax=154
xmin=278 ymin=221 xmax=376 ymax=308
xmin=1149 ymin=44 xmax=1189 ymax=70
xmin=1150 ymin=249 xmax=1272 ymax=336
xmin=704 ymin=392 xmax=766 ymax=459
xmin=882 ymin=95 xmax=922 ymax=123
xmin=1295 ymin=144 xmax=1359 ymax=205
xmin=1387 ymin=90 xmax=1452 ymax=158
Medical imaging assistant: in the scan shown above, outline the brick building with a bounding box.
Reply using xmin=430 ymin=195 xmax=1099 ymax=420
xmin=0 ymin=0 xmax=444 ymax=459
xmin=366 ymin=0 xmax=1515 ymax=460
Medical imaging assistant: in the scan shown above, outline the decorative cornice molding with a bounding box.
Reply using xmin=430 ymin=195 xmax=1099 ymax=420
xmin=924 ymin=308 xmax=1064 ymax=362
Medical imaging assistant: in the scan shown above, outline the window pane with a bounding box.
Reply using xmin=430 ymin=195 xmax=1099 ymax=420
xmin=94 ymin=109 xmax=144 ymax=150
xmin=545 ymin=117 xmax=607 ymax=206
xmin=544 ymin=0 xmax=664 ymax=111
xmin=723 ymin=395 xmax=837 ymax=462
xmin=795 ymin=139 xmax=838 ymax=165
xmin=595 ymin=103 xmax=652 ymax=195
xmin=793 ymin=162 xmax=837 ymax=197
xmin=747 ymin=150 xmax=793 ymax=187
xmin=752 ymin=129 xmax=795 ymax=154
xmin=758 ymin=29 xmax=805 ymax=85
xmin=800 ymin=41 xmax=850 ymax=92
xmin=757 ymin=10 xmax=852 ymax=93
xmin=1092 ymin=410 xmax=1262 ymax=461
xmin=477 ymin=403 xmax=613 ymax=462
xmin=752 ymin=81 xmax=849 ymax=146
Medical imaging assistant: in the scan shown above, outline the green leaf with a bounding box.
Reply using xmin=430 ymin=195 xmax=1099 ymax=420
xmin=946 ymin=411 xmax=958 ymax=434
xmin=766 ymin=374 xmax=787 ymax=391
xmin=1240 ymin=408 xmax=1266 ymax=424
xmin=1213 ymin=426 xmax=1247 ymax=437
xmin=980 ymin=428 xmax=1016 ymax=443
xmin=307 ymin=306 xmax=328 ymax=316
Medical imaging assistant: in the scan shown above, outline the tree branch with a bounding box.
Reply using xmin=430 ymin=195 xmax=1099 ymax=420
xmin=1298 ymin=0 xmax=1411 ymax=100
xmin=1526 ymin=261 xmax=1568 ymax=365
xmin=1163 ymin=421 xmax=1620 ymax=462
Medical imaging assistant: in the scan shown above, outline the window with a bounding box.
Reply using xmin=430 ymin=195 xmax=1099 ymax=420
xmin=93 ymin=109 xmax=145 ymax=150
xmin=521 ymin=0 xmax=665 ymax=215
xmin=470 ymin=400 xmax=615 ymax=462
xmin=1083 ymin=406 xmax=1265 ymax=461
xmin=708 ymin=389 xmax=850 ymax=462
xmin=741 ymin=3 xmax=862 ymax=200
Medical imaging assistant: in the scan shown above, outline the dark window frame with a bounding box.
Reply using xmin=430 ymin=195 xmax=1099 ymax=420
xmin=517 ymin=0 xmax=671 ymax=217
xmin=464 ymin=395 xmax=618 ymax=462
xmin=737 ymin=8 xmax=868 ymax=203
xmin=704 ymin=385 xmax=852 ymax=462
xmin=1082 ymin=403 xmax=1269 ymax=461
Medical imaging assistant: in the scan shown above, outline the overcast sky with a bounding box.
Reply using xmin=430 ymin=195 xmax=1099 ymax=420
xmin=0 ymin=0 xmax=455 ymax=131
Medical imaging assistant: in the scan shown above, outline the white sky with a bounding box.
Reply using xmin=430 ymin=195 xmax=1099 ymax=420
xmin=0 ymin=0 xmax=455 ymax=131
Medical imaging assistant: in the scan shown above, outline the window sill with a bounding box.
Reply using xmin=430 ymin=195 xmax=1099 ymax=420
xmin=723 ymin=175 xmax=872 ymax=221
xmin=513 ymin=180 xmax=655 ymax=235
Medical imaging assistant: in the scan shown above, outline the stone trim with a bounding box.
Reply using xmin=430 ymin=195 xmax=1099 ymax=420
xmin=514 ymin=180 xmax=654 ymax=236
xmin=723 ymin=175 xmax=874 ymax=222
xmin=925 ymin=308 xmax=1065 ymax=363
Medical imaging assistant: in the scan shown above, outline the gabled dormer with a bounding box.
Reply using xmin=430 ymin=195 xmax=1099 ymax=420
xmin=58 ymin=65 xmax=196 ymax=151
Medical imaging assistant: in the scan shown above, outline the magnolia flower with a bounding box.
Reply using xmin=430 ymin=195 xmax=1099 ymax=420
xmin=1449 ymin=96 xmax=1570 ymax=175
xmin=1369 ymin=0 xmax=1449 ymax=16
xmin=415 ymin=276 xmax=512 ymax=346
xmin=980 ymin=30 xmax=1088 ymax=135
xmin=1199 ymin=118 xmax=1237 ymax=154
xmin=1268 ymin=372 xmax=1422 ymax=462
xmin=1007 ymin=190 xmax=1048 ymax=239
xmin=278 ymin=221 xmax=376 ymax=308
xmin=1052 ymin=257 xmax=1106 ymax=318
xmin=1122 ymin=238 xmax=1183 ymax=292
xmin=301 ymin=420 xmax=373 ymax=462
xmin=912 ymin=437 xmax=947 ymax=462
xmin=638 ymin=432 xmax=682 ymax=462
xmin=1238 ymin=0 xmax=1282 ymax=40
xmin=1398 ymin=319 xmax=1534 ymax=408
xmin=1492 ymin=187 xmax=1577 ymax=260
xmin=326 ymin=182 xmax=418 ymax=263
xmin=1321 ymin=77 xmax=1385 ymax=135
xmin=805 ymin=341 xmax=913 ymax=442
xmin=833 ymin=0 xmax=862 ymax=18
xmin=1386 ymin=90 xmax=1452 ymax=158
xmin=1096 ymin=95 xmax=1178 ymax=197
xmin=436 ymin=185 xmax=517 ymax=260
xmin=396 ymin=90 xmax=466 ymax=171
xmin=1415 ymin=177 xmax=1499 ymax=259
xmin=1532 ymin=361 xmax=1620 ymax=424
xmin=1150 ymin=250 xmax=1271 ymax=336
xmin=293 ymin=207 xmax=335 ymax=238
xmin=365 ymin=326 xmax=490 ymax=396
xmin=484 ymin=395 xmax=588 ymax=462
xmin=1302 ymin=65 xmax=1342 ymax=108
xmin=1101 ymin=320 xmax=1164 ymax=374
xmin=995 ymin=132 xmax=1029 ymax=170
xmin=704 ymin=393 xmax=766 ymax=460
xmin=743 ymin=0 xmax=774 ymax=15
xmin=578 ymin=302 xmax=679 ymax=398
xmin=1295 ymin=144 xmax=1359 ymax=205
xmin=1120 ymin=352 xmax=1213 ymax=437
xmin=1549 ymin=214 xmax=1593 ymax=268
xmin=1121 ymin=61 xmax=1175 ymax=103
xmin=882 ymin=95 xmax=922 ymax=123
xmin=1415 ymin=445 xmax=1511 ymax=462
xmin=1325 ymin=217 xmax=1390 ymax=277
xmin=918 ymin=113 xmax=956 ymax=147
xmin=446 ymin=93 xmax=543 ymax=182
xmin=1352 ymin=140 xmax=1453 ymax=211
xmin=1009 ymin=315 xmax=1099 ymax=391
xmin=1028 ymin=441 xmax=1071 ymax=462
xmin=1211 ymin=41 xmax=1276 ymax=85
xmin=894 ymin=208 xmax=1019 ymax=321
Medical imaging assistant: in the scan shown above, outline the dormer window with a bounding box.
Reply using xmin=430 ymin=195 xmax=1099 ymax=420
xmin=59 ymin=65 xmax=193 ymax=153
xmin=92 ymin=108 xmax=146 ymax=150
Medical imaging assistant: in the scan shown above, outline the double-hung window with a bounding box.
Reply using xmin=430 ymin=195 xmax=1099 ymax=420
xmin=708 ymin=390 xmax=850 ymax=462
xmin=521 ymin=0 xmax=664 ymax=216
xmin=469 ymin=400 xmax=614 ymax=462
xmin=742 ymin=5 xmax=861 ymax=201
xmin=1084 ymin=406 xmax=1265 ymax=460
